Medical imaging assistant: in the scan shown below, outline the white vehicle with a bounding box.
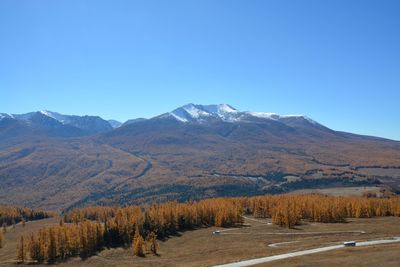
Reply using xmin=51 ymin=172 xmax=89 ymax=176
xmin=213 ymin=230 xmax=221 ymax=235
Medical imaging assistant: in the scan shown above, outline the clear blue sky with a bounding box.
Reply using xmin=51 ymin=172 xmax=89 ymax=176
xmin=1 ymin=0 xmax=399 ymax=140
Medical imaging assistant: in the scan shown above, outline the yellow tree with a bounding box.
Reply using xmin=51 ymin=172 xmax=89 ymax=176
xmin=147 ymin=232 xmax=158 ymax=255
xmin=17 ymin=235 xmax=26 ymax=263
xmin=28 ymin=234 xmax=38 ymax=262
xmin=132 ymin=226 xmax=145 ymax=257
xmin=47 ymin=228 xmax=57 ymax=263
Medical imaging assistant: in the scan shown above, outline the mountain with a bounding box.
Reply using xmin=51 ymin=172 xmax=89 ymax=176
xmin=161 ymin=103 xmax=318 ymax=125
xmin=36 ymin=110 xmax=114 ymax=135
xmin=1 ymin=104 xmax=400 ymax=211
xmin=122 ymin=118 xmax=147 ymax=126
xmin=0 ymin=110 xmax=115 ymax=141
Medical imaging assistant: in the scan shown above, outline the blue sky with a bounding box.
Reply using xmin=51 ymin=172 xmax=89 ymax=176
xmin=1 ymin=0 xmax=399 ymax=140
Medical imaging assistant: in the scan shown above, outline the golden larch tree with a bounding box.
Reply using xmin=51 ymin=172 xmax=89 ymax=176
xmin=132 ymin=226 xmax=145 ymax=257
xmin=17 ymin=235 xmax=26 ymax=263
xmin=147 ymin=232 xmax=158 ymax=255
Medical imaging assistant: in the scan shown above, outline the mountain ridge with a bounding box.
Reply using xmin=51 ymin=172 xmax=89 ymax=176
xmin=0 ymin=103 xmax=322 ymax=133
xmin=1 ymin=104 xmax=398 ymax=142
xmin=1 ymin=104 xmax=400 ymax=210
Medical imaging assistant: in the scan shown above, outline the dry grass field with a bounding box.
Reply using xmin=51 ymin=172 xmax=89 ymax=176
xmin=289 ymin=186 xmax=382 ymax=197
xmin=1 ymin=216 xmax=400 ymax=266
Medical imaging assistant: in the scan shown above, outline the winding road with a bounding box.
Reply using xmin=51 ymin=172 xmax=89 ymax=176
xmin=213 ymin=237 xmax=400 ymax=267
xmin=217 ymin=230 xmax=366 ymax=235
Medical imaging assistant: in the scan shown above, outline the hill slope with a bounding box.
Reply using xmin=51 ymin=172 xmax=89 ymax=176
xmin=1 ymin=104 xmax=400 ymax=210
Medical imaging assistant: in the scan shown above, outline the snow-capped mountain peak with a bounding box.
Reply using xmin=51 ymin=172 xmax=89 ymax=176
xmin=180 ymin=104 xmax=212 ymax=119
xmin=201 ymin=104 xmax=238 ymax=114
xmin=165 ymin=104 xmax=318 ymax=125
xmin=168 ymin=104 xmax=239 ymax=123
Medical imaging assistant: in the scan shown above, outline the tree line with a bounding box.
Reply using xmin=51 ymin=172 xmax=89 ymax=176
xmin=16 ymin=194 xmax=400 ymax=263
xmin=17 ymin=198 xmax=243 ymax=263
xmin=246 ymin=194 xmax=400 ymax=227
xmin=0 ymin=206 xmax=53 ymax=251
xmin=0 ymin=206 xmax=53 ymax=227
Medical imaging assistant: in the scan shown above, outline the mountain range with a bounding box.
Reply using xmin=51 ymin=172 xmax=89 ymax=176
xmin=1 ymin=104 xmax=400 ymax=211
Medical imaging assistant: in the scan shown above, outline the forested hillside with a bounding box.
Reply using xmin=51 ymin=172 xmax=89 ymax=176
xmin=1 ymin=106 xmax=400 ymax=211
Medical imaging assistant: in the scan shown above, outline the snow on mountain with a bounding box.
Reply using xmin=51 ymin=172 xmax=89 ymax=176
xmin=122 ymin=118 xmax=147 ymax=126
xmin=201 ymin=104 xmax=238 ymax=115
xmin=248 ymin=112 xmax=317 ymax=124
xmin=170 ymin=111 xmax=189 ymax=122
xmin=0 ymin=113 xmax=13 ymax=120
xmin=168 ymin=104 xmax=240 ymax=123
xmin=108 ymin=120 xmax=123 ymax=128
xmin=6 ymin=110 xmax=115 ymax=134
xmin=37 ymin=111 xmax=118 ymax=129
xmin=1 ymin=105 xmax=318 ymax=130
xmin=170 ymin=104 xmax=206 ymax=122
xmin=182 ymin=104 xmax=211 ymax=118
xmin=247 ymin=112 xmax=280 ymax=120
xmin=165 ymin=104 xmax=317 ymax=125
xmin=40 ymin=110 xmax=69 ymax=124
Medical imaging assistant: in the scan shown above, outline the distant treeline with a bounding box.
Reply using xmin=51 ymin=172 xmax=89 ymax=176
xmin=248 ymin=194 xmax=400 ymax=227
xmin=16 ymin=194 xmax=400 ymax=264
xmin=0 ymin=206 xmax=53 ymax=227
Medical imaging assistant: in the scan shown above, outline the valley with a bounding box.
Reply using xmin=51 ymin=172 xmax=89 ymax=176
xmin=1 ymin=104 xmax=400 ymax=210
xmin=3 ymin=1 xmax=399 ymax=266
xmin=1 ymin=105 xmax=400 ymax=267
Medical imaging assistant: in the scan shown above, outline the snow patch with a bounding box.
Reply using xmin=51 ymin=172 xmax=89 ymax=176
xmin=0 ymin=113 xmax=14 ymax=120
xmin=40 ymin=110 xmax=57 ymax=120
xmin=39 ymin=110 xmax=69 ymax=124
xmin=201 ymin=104 xmax=238 ymax=115
xmin=248 ymin=112 xmax=280 ymax=120
xmin=249 ymin=112 xmax=317 ymax=124
xmin=181 ymin=104 xmax=210 ymax=118
xmin=169 ymin=112 xmax=188 ymax=122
